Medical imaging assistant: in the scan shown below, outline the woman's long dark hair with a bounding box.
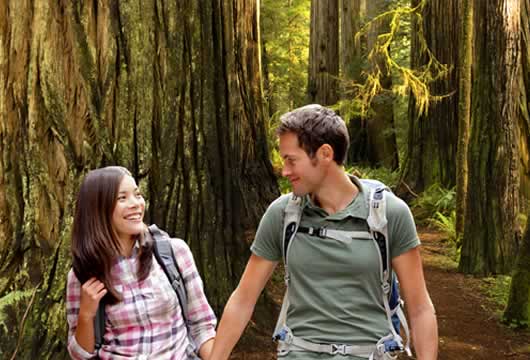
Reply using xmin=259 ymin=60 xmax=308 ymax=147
xmin=71 ymin=166 xmax=153 ymax=304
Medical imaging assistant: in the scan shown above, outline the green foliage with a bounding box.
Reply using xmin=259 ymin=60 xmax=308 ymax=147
xmin=411 ymin=183 xmax=456 ymax=223
xmin=430 ymin=211 xmax=460 ymax=255
xmin=261 ymin=0 xmax=310 ymax=114
xmin=344 ymin=0 xmax=450 ymax=118
xmin=480 ymin=276 xmax=512 ymax=318
xmin=349 ymin=166 xmax=400 ymax=189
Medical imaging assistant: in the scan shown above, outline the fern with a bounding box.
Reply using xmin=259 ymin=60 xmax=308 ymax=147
xmin=411 ymin=183 xmax=456 ymax=223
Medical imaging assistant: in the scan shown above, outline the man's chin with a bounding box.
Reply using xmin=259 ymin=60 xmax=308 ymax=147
xmin=292 ymin=189 xmax=308 ymax=197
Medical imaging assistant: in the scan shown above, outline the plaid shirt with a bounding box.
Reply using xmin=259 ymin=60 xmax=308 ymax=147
xmin=66 ymin=238 xmax=216 ymax=359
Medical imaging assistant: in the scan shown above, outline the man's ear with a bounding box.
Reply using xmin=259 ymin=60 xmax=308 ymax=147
xmin=317 ymin=144 xmax=334 ymax=162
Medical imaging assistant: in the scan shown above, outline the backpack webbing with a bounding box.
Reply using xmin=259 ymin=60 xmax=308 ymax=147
xmin=273 ymin=178 xmax=411 ymax=358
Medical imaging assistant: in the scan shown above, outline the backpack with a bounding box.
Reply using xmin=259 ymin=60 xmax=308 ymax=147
xmin=93 ymin=224 xmax=196 ymax=357
xmin=272 ymin=178 xmax=412 ymax=360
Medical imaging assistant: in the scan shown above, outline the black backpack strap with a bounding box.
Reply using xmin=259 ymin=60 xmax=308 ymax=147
xmin=94 ymin=299 xmax=105 ymax=355
xmin=92 ymin=226 xmax=192 ymax=357
xmin=149 ymin=224 xmax=189 ymax=324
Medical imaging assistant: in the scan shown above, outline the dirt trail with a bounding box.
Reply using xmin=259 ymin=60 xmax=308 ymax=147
xmin=421 ymin=230 xmax=529 ymax=359
xmin=231 ymin=229 xmax=530 ymax=359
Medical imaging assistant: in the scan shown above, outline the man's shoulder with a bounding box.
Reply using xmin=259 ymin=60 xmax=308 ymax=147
xmin=384 ymin=191 xmax=411 ymax=216
xmin=266 ymin=193 xmax=292 ymax=213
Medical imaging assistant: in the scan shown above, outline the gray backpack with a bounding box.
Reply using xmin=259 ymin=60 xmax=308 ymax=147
xmin=272 ymin=179 xmax=412 ymax=360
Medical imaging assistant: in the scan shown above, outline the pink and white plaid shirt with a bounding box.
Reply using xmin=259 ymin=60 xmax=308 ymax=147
xmin=66 ymin=238 xmax=216 ymax=360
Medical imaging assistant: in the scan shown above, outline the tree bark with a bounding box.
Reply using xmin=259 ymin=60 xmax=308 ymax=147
xmin=503 ymin=0 xmax=530 ymax=327
xmin=0 ymin=0 xmax=278 ymax=357
xmin=459 ymin=0 xmax=521 ymax=275
xmin=404 ymin=0 xmax=460 ymax=192
xmin=455 ymin=0 xmax=473 ymax=238
xmin=342 ymin=0 xmax=366 ymax=165
xmin=503 ymin=206 xmax=530 ymax=327
xmin=363 ymin=0 xmax=398 ymax=169
xmin=307 ymin=0 xmax=339 ymax=105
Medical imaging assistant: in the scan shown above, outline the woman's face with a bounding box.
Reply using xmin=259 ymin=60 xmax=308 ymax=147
xmin=111 ymin=175 xmax=145 ymax=243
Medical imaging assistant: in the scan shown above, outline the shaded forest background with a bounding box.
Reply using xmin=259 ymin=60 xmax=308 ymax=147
xmin=0 ymin=0 xmax=529 ymax=358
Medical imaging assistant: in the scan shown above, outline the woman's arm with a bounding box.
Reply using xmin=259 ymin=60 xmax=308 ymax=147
xmin=66 ymin=270 xmax=107 ymax=359
xmin=171 ymin=239 xmax=217 ymax=354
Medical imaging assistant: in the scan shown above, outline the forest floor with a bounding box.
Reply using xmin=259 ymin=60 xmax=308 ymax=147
xmin=230 ymin=228 xmax=530 ymax=360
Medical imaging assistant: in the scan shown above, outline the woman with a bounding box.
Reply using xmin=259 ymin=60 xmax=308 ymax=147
xmin=66 ymin=166 xmax=216 ymax=359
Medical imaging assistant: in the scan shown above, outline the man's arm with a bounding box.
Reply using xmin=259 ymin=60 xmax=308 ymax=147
xmin=210 ymin=254 xmax=278 ymax=360
xmin=392 ymin=247 xmax=438 ymax=360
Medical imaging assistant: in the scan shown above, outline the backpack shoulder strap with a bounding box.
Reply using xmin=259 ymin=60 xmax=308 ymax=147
xmin=273 ymin=193 xmax=303 ymax=339
xmin=282 ymin=193 xmax=304 ymax=266
xmin=93 ymin=226 xmax=192 ymax=356
xmin=94 ymin=298 xmax=105 ymax=355
xmin=149 ymin=224 xmax=188 ymax=323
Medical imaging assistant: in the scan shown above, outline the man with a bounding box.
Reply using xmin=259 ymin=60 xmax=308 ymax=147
xmin=210 ymin=105 xmax=438 ymax=359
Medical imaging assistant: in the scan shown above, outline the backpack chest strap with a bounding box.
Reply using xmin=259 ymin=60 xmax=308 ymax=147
xmin=297 ymin=226 xmax=372 ymax=243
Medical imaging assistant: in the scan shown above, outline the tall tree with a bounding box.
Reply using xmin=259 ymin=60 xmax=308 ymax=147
xmin=307 ymin=0 xmax=339 ymax=105
xmin=503 ymin=207 xmax=530 ymax=327
xmin=455 ymin=0 xmax=473 ymax=238
xmin=404 ymin=0 xmax=460 ymax=192
xmin=519 ymin=0 xmax=530 ymax=201
xmin=341 ymin=0 xmax=366 ymax=164
xmin=362 ymin=0 xmax=399 ymax=169
xmin=459 ymin=0 xmax=521 ymax=275
xmin=503 ymin=0 xmax=530 ymax=326
xmin=0 ymin=0 xmax=278 ymax=357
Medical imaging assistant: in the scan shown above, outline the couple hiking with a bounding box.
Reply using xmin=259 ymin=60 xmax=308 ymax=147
xmin=66 ymin=104 xmax=437 ymax=360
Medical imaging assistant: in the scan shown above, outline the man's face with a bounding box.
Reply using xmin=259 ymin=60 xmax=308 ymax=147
xmin=279 ymin=132 xmax=325 ymax=196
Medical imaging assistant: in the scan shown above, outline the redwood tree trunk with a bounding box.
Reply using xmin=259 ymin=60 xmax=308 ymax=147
xmin=459 ymin=0 xmax=521 ymax=275
xmin=307 ymin=0 xmax=339 ymax=105
xmin=455 ymin=0 xmax=473 ymax=238
xmin=0 ymin=0 xmax=278 ymax=357
xmin=503 ymin=0 xmax=530 ymax=326
xmin=364 ymin=0 xmax=398 ymax=169
xmin=404 ymin=0 xmax=460 ymax=191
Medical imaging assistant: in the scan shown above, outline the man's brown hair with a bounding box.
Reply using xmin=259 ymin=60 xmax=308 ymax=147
xmin=276 ymin=104 xmax=349 ymax=165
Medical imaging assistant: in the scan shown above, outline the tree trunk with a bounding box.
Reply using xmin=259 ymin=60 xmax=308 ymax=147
xmin=307 ymin=0 xmax=339 ymax=105
xmin=459 ymin=0 xmax=521 ymax=275
xmin=340 ymin=0 xmax=362 ymax=83
xmin=0 ymin=0 xmax=278 ymax=357
xmin=503 ymin=206 xmax=530 ymax=327
xmin=341 ymin=0 xmax=365 ymax=165
xmin=455 ymin=0 xmax=473 ymax=238
xmin=519 ymin=0 xmax=530 ymax=202
xmin=404 ymin=0 xmax=460 ymax=192
xmin=363 ymin=0 xmax=398 ymax=169
xmin=503 ymin=0 xmax=530 ymax=327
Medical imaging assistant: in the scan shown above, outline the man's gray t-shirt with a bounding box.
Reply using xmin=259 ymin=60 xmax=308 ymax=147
xmin=250 ymin=176 xmax=420 ymax=359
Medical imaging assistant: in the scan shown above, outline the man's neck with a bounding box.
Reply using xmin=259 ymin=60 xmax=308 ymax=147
xmin=311 ymin=170 xmax=358 ymax=215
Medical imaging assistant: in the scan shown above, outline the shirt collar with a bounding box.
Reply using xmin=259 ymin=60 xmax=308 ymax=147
xmin=304 ymin=174 xmax=369 ymax=220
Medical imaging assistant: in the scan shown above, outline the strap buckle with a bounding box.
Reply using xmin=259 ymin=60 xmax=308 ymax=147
xmin=318 ymin=227 xmax=327 ymax=238
xmin=331 ymin=344 xmax=347 ymax=355
xmin=382 ymin=282 xmax=391 ymax=295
